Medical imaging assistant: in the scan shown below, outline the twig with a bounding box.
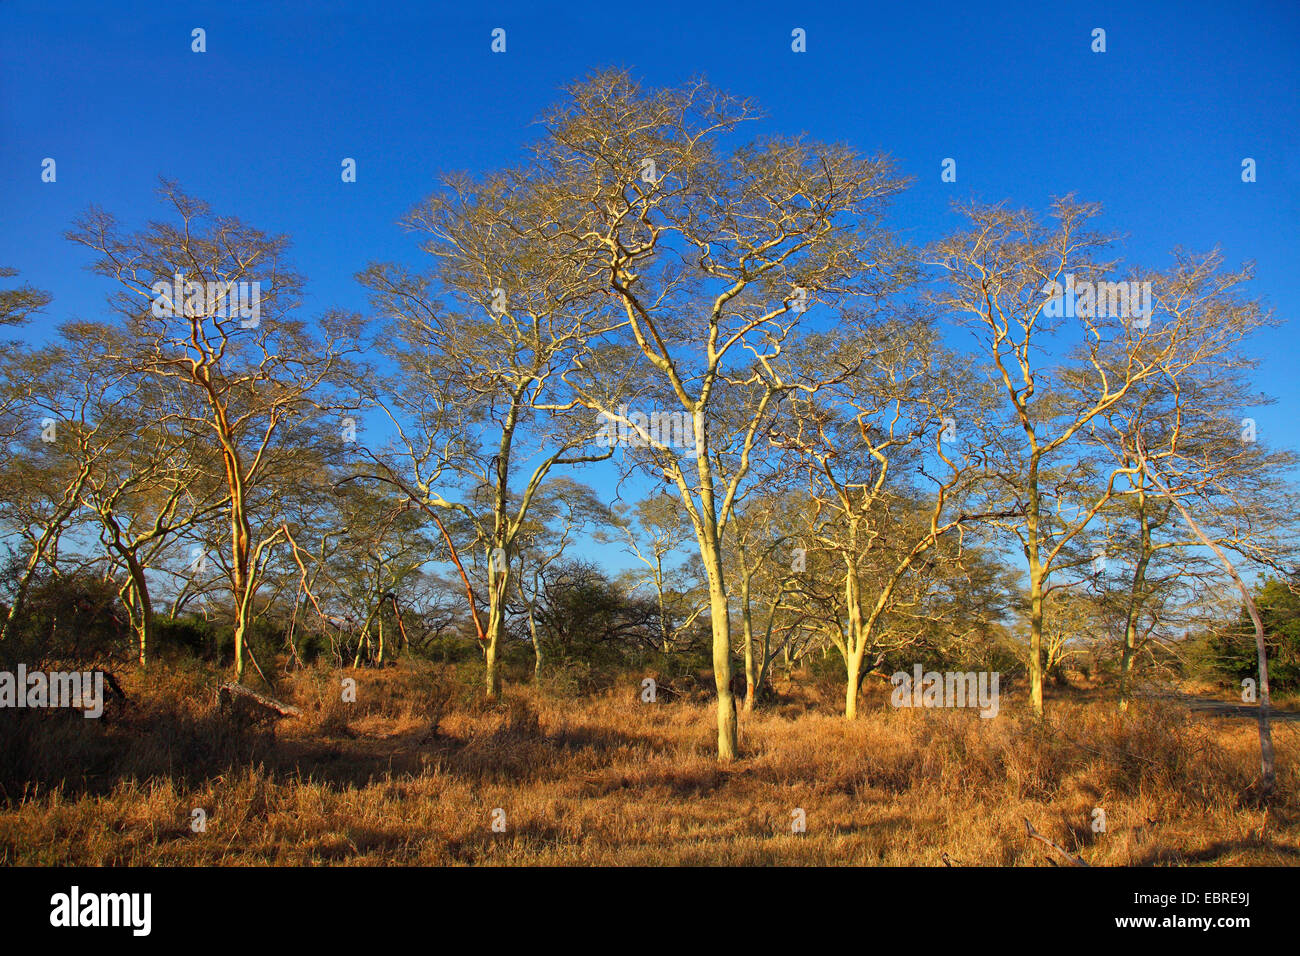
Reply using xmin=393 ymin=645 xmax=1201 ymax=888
xmin=1023 ymin=817 xmax=1090 ymax=867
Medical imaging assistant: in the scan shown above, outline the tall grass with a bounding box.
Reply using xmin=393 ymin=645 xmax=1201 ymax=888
xmin=0 ymin=660 xmax=1295 ymax=865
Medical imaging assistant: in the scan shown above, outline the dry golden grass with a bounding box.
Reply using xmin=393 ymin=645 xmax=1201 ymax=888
xmin=1 ymin=660 xmax=1296 ymax=865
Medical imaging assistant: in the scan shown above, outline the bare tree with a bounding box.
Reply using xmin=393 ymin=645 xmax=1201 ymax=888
xmin=1086 ymin=327 xmax=1297 ymax=709
xmin=542 ymin=71 xmax=911 ymax=759
xmin=932 ymin=199 xmax=1267 ymax=716
xmin=511 ymin=477 xmax=609 ymax=682
xmin=773 ymin=316 xmax=983 ymax=717
xmin=614 ymin=492 xmax=707 ymax=656
xmin=1134 ymin=435 xmax=1277 ymax=795
xmin=358 ymin=185 xmax=613 ymax=697
xmin=68 ymin=182 xmax=363 ymax=682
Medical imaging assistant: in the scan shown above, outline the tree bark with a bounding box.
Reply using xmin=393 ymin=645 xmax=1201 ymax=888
xmin=484 ymin=577 xmax=507 ymax=699
xmin=1026 ymin=465 xmax=1045 ymax=718
xmin=740 ymin=556 xmax=756 ymax=712
xmin=702 ymin=549 xmax=738 ymax=760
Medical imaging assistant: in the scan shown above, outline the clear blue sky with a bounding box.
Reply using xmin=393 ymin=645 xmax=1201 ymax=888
xmin=2 ymin=0 xmax=1297 ymax=565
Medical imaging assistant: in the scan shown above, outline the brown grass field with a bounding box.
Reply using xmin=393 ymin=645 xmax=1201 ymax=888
xmin=1 ymin=661 xmax=1297 ymax=866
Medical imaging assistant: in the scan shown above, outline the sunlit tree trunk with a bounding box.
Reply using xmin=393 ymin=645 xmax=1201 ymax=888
xmin=484 ymin=568 xmax=508 ymax=699
xmin=739 ymin=548 xmax=757 ymax=712
xmin=122 ymin=558 xmax=154 ymax=666
xmin=1026 ymin=459 xmax=1045 ymax=718
xmin=706 ymin=564 xmax=738 ymax=760
xmin=843 ymin=563 xmax=865 ymax=720
xmin=528 ymin=606 xmax=542 ymax=684
xmin=697 ymin=523 xmax=737 ymax=757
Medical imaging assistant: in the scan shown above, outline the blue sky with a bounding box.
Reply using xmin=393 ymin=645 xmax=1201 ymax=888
xmin=2 ymin=0 xmax=1297 ymax=570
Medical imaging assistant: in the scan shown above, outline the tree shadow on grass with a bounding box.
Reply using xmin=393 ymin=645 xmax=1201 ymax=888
xmin=1132 ymin=839 xmax=1300 ymax=866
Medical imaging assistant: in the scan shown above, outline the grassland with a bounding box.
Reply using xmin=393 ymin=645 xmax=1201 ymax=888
xmin=1 ymin=661 xmax=1296 ymax=865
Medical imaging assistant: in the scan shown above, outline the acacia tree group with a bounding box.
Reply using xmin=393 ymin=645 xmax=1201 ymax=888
xmin=1 ymin=71 xmax=1294 ymax=763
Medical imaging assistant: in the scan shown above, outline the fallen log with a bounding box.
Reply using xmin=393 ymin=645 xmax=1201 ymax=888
xmin=216 ymin=682 xmax=302 ymax=722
